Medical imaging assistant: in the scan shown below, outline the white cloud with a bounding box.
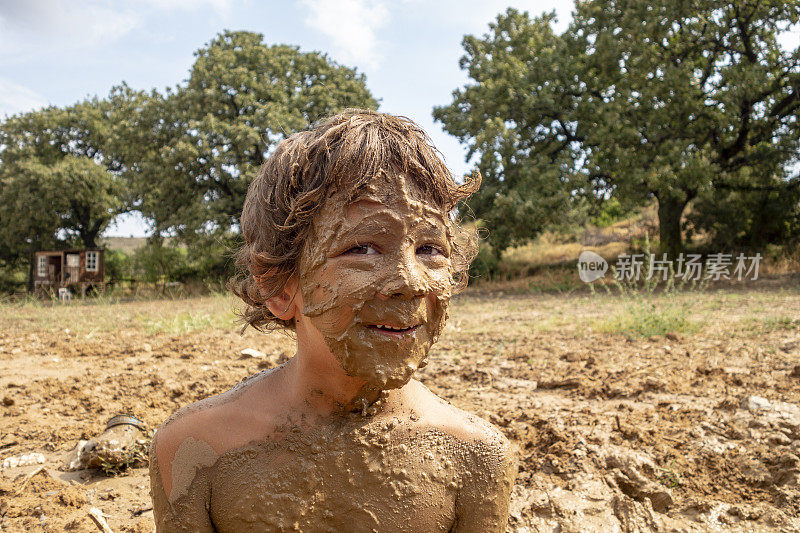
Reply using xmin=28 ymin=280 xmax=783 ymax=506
xmin=300 ymin=0 xmax=390 ymax=69
xmin=139 ymin=0 xmax=235 ymax=15
xmin=0 ymin=78 xmax=48 ymax=118
xmin=777 ymin=23 xmax=800 ymax=53
xmin=0 ymin=0 xmax=235 ymax=64
xmin=297 ymin=0 xmax=573 ymax=71
xmin=0 ymin=1 xmax=142 ymax=62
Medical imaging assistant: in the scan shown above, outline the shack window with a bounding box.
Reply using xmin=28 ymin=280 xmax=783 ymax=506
xmin=37 ymin=256 xmax=47 ymax=277
xmin=86 ymin=251 xmax=98 ymax=272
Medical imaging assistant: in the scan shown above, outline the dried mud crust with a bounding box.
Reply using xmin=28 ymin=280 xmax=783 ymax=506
xmin=1 ymin=291 xmax=799 ymax=532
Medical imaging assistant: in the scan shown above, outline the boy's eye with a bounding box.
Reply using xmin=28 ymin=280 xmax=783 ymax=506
xmin=417 ymin=244 xmax=443 ymax=256
xmin=344 ymin=244 xmax=379 ymax=255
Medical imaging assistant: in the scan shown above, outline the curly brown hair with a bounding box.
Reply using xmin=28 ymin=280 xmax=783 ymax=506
xmin=230 ymin=109 xmax=481 ymax=332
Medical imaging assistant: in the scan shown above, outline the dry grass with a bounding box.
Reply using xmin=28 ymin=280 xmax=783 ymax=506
xmin=2 ymin=280 xmax=800 ymax=531
xmin=2 ymin=282 xmax=799 ymax=343
xmin=1 ymin=292 xmax=239 ymax=335
xmin=478 ymin=201 xmax=798 ymax=289
xmin=502 ymin=240 xmax=628 ymax=271
xmin=455 ymin=284 xmax=800 ymax=340
xmin=761 ymin=245 xmax=800 ymax=275
xmin=99 ymin=237 xmax=149 ymax=254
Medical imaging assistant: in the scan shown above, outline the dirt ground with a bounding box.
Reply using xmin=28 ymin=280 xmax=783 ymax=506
xmin=1 ymin=281 xmax=800 ymax=532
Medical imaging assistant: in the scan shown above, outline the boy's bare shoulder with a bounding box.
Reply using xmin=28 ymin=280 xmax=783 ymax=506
xmin=153 ymin=395 xmax=224 ymax=458
xmin=151 ymin=370 xmax=276 ymax=495
xmin=407 ymin=381 xmax=514 ymax=461
xmin=404 ymin=385 xmax=518 ymax=530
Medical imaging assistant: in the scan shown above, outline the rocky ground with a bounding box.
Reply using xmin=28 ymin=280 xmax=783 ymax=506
xmin=1 ymin=283 xmax=799 ymax=532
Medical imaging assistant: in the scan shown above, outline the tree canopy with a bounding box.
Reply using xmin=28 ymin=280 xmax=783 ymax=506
xmin=435 ymin=1 xmax=800 ymax=256
xmin=0 ymin=30 xmax=378 ymax=287
xmin=0 ymin=101 xmax=126 ymax=278
xmin=136 ymin=30 xmax=378 ymax=239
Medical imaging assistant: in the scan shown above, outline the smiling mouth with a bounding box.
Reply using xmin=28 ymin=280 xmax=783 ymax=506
xmin=366 ymin=324 xmax=421 ymax=336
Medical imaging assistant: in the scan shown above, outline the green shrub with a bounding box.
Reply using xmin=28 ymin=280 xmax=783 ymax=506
xmin=133 ymin=243 xmax=187 ymax=285
xmin=591 ymin=197 xmax=629 ymax=227
xmin=104 ymin=249 xmax=132 ymax=282
xmin=469 ymin=242 xmax=500 ymax=280
xmin=599 ymin=299 xmax=699 ymax=338
xmin=182 ymin=235 xmax=239 ymax=283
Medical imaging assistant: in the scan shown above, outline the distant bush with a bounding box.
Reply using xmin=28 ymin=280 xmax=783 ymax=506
xmin=687 ymin=188 xmax=800 ymax=250
xmin=469 ymin=242 xmax=500 ymax=280
xmin=133 ymin=243 xmax=187 ymax=287
xmin=181 ymin=234 xmax=240 ymax=283
xmin=104 ymin=249 xmax=132 ymax=282
xmin=0 ymin=263 xmax=26 ymax=293
xmin=590 ymin=198 xmax=630 ymax=227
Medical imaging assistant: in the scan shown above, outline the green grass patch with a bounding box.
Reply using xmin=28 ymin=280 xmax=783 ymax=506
xmin=138 ymin=312 xmax=227 ymax=334
xmin=597 ymin=299 xmax=700 ymax=338
xmin=0 ymin=292 xmax=238 ymax=334
xmin=526 ymin=274 xmax=582 ymax=294
xmin=744 ymin=315 xmax=800 ymax=333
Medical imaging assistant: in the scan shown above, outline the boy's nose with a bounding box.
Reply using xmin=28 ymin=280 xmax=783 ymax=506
xmin=377 ymin=252 xmax=426 ymax=300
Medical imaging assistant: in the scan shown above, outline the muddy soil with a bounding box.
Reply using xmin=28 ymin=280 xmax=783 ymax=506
xmin=1 ymin=288 xmax=800 ymax=532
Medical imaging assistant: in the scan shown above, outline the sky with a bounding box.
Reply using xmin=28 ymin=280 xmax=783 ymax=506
xmin=0 ymin=0 xmax=574 ymax=237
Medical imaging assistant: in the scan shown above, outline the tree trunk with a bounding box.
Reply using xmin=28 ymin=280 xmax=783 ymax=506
xmin=81 ymin=218 xmax=104 ymax=248
xmin=27 ymin=249 xmax=35 ymax=293
xmin=749 ymin=192 xmax=769 ymax=250
xmin=657 ymin=197 xmax=688 ymax=259
xmin=82 ymin=228 xmax=98 ymax=248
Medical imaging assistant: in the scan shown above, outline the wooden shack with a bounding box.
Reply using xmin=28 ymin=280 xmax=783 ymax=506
xmin=33 ymin=248 xmax=106 ymax=297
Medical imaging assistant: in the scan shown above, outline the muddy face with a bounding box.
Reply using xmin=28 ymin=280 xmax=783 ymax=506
xmin=298 ymin=171 xmax=454 ymax=391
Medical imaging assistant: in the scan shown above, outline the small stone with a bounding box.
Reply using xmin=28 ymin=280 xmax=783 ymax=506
xmin=240 ymin=348 xmax=266 ymax=359
xmin=2 ymin=396 xmax=14 ymax=406
xmin=643 ymin=377 xmax=665 ymax=392
xmin=2 ymin=452 xmax=45 ymax=469
xmin=742 ymin=395 xmax=772 ymax=412
xmin=768 ymin=433 xmax=792 ymax=446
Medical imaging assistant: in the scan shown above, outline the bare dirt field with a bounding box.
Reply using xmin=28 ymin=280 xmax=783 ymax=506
xmin=2 ymin=281 xmax=800 ymax=532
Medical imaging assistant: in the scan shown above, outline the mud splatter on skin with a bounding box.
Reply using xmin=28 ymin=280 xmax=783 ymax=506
xmin=169 ymin=437 xmax=217 ymax=503
xmin=151 ymin=383 xmax=516 ymax=532
xmin=150 ymin=171 xmax=517 ymax=532
xmin=299 ymin=171 xmax=453 ymax=408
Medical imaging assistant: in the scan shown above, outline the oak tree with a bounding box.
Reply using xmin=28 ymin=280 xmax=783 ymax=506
xmin=436 ymin=1 xmax=800 ymax=256
xmin=143 ymin=30 xmax=379 ymax=239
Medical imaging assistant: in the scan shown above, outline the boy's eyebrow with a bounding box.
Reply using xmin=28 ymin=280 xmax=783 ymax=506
xmin=347 ymin=197 xmax=384 ymax=210
xmin=336 ymin=216 xmax=449 ymax=245
xmin=336 ymin=217 xmax=398 ymax=240
xmin=414 ymin=219 xmax=448 ymax=234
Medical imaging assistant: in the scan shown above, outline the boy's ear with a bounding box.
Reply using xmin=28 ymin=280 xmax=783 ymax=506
xmin=264 ymin=277 xmax=300 ymax=321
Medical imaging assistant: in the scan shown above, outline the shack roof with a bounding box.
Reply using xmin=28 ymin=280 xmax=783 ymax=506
xmin=35 ymin=248 xmax=104 ymax=255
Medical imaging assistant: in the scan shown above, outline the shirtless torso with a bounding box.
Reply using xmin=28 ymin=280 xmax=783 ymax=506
xmin=150 ymin=367 xmax=517 ymax=532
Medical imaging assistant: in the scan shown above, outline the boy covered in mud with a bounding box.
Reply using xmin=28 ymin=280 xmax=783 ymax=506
xmin=149 ymin=110 xmax=517 ymax=532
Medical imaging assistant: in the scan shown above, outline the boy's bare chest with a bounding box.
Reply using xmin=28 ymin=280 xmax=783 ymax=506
xmin=207 ymin=425 xmax=464 ymax=532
